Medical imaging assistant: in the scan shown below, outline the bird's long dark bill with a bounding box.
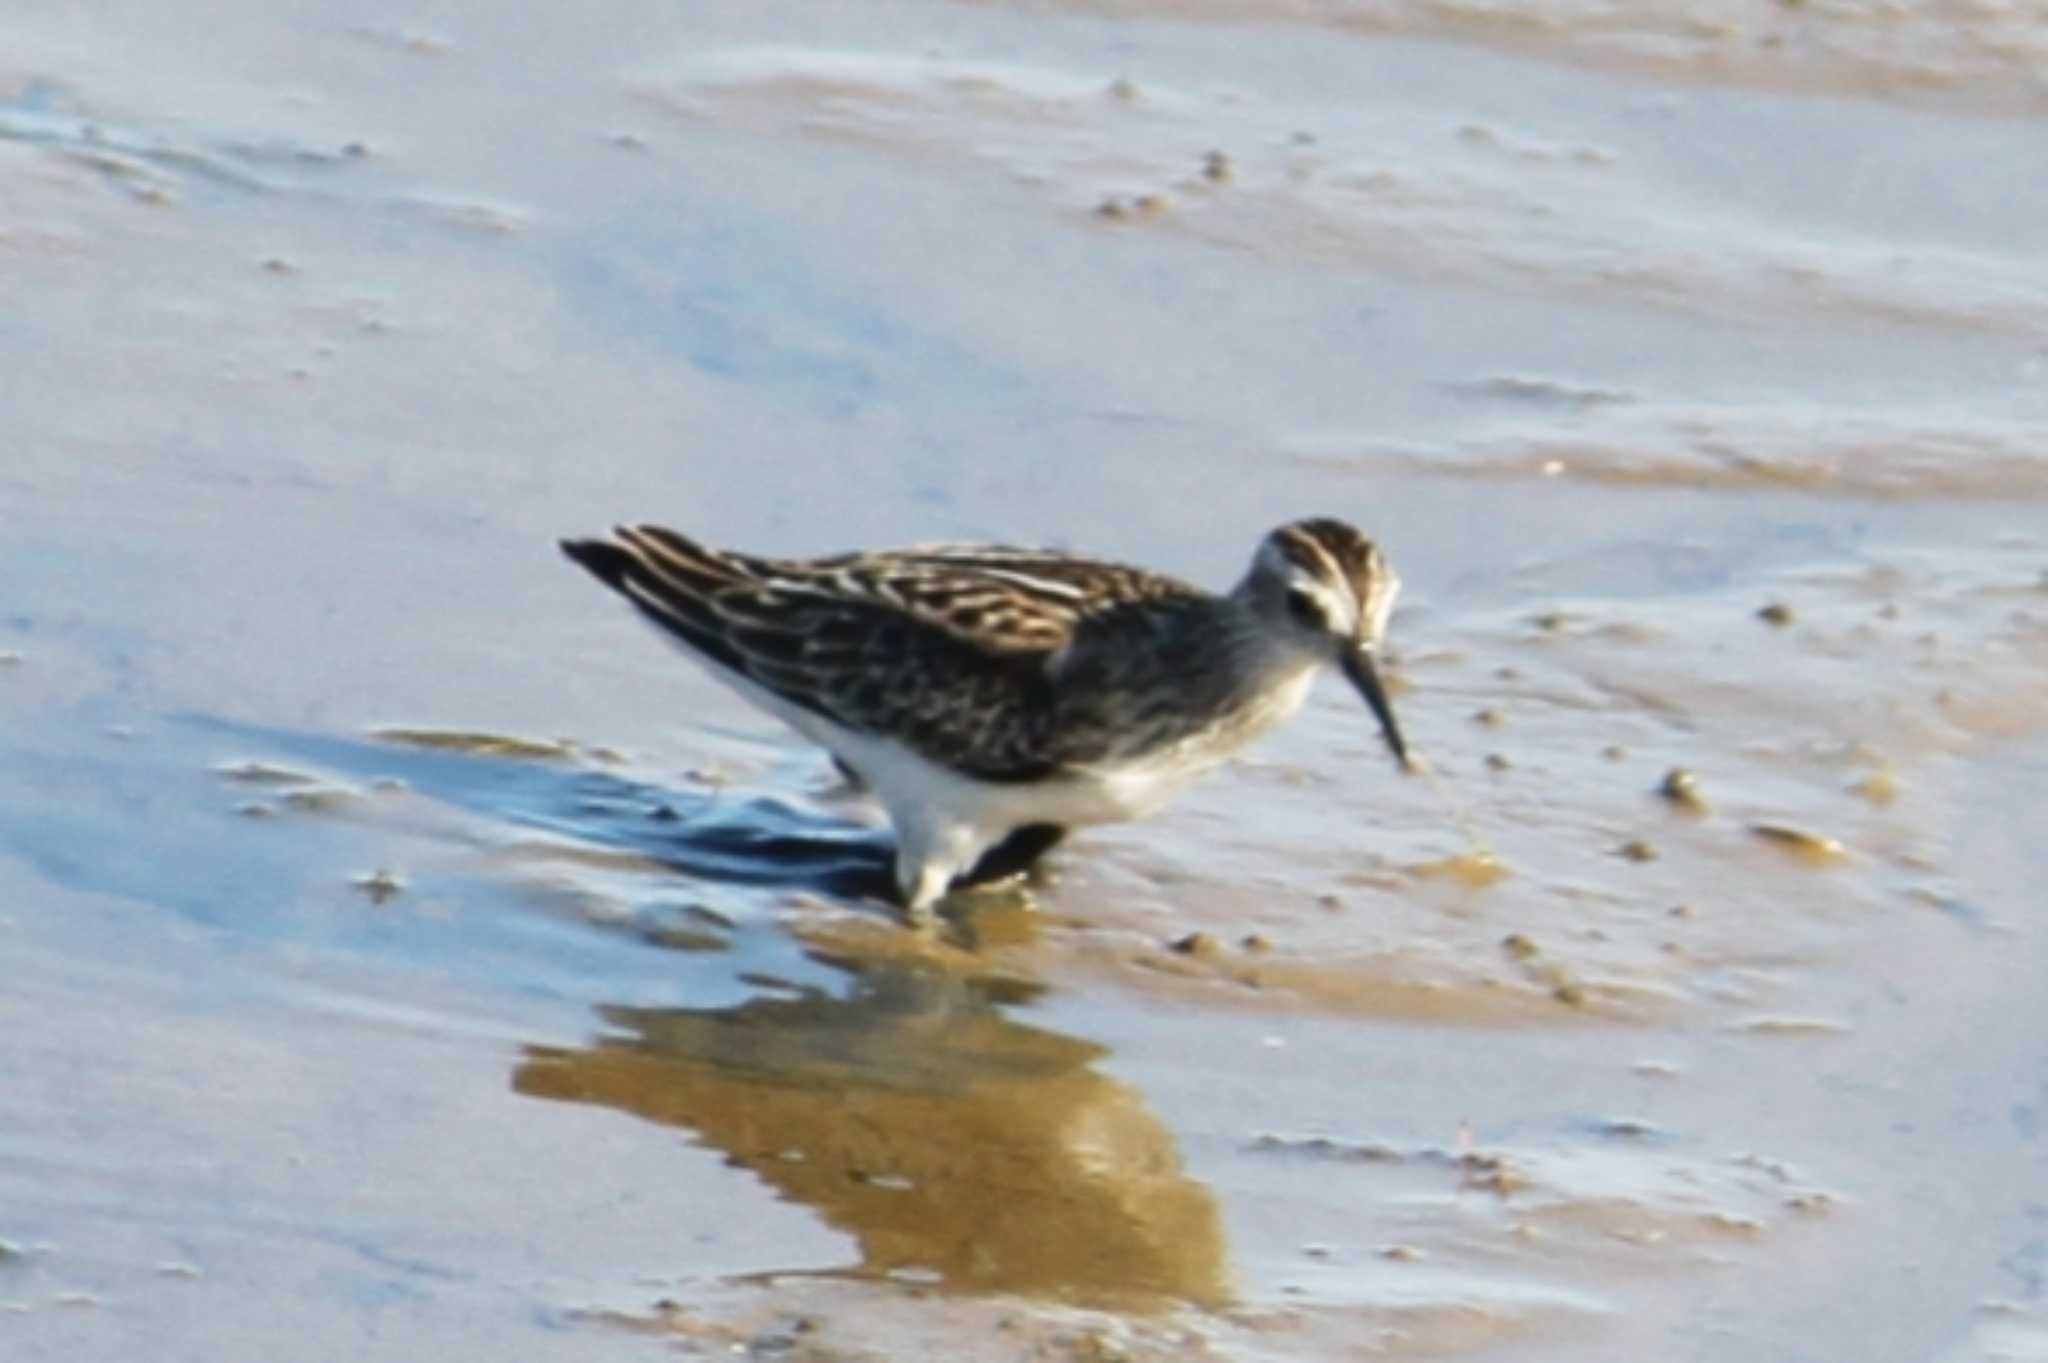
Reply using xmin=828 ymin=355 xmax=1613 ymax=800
xmin=1341 ymin=647 xmax=1410 ymax=769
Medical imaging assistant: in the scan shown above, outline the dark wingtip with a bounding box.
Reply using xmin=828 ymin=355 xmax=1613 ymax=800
xmin=559 ymin=536 xmax=633 ymax=591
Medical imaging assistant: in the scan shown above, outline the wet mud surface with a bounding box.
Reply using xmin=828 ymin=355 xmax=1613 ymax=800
xmin=4 ymin=2 xmax=2047 ymax=1360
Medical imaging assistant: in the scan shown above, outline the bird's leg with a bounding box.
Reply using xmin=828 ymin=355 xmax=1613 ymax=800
xmin=892 ymin=816 xmax=984 ymax=922
xmin=958 ymin=823 xmax=1068 ymax=888
xmin=829 ymin=755 xmax=866 ymax=793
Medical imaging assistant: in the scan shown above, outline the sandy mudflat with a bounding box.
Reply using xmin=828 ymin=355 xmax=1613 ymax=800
xmin=2 ymin=2 xmax=2045 ymax=1360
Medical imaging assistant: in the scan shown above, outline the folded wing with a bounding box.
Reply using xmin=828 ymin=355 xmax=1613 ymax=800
xmin=562 ymin=526 xmax=1202 ymax=781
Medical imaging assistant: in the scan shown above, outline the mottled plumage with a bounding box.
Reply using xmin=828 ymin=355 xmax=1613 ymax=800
xmin=562 ymin=518 xmax=1409 ymax=917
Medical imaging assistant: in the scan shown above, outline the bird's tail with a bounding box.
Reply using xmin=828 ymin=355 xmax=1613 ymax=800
xmin=559 ymin=526 xmax=757 ymax=671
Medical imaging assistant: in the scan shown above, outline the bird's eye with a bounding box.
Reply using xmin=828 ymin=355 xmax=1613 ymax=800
xmin=1286 ymin=587 xmax=1325 ymax=630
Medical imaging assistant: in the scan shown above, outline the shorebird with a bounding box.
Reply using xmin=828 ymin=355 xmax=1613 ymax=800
xmin=561 ymin=518 xmax=1410 ymax=918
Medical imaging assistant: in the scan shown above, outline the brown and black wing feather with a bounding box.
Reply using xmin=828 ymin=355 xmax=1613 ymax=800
xmin=562 ymin=526 xmax=1205 ymax=781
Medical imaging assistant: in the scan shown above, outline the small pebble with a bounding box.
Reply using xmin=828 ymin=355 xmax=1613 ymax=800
xmin=1618 ymin=839 xmax=1659 ymax=863
xmin=1500 ymin=933 xmax=1538 ymax=961
xmin=1169 ymin=931 xmax=1220 ymax=958
xmin=1658 ymin=767 xmax=1708 ymax=812
xmin=352 ymin=867 xmax=405 ymax=903
xmin=1750 ymin=824 xmax=1847 ymax=864
xmin=1201 ymin=149 xmax=1232 ymax=183
xmin=1757 ymin=602 xmax=1795 ymax=627
xmin=1466 ymin=1156 xmax=1528 ymax=1194
xmin=1473 ymin=707 xmax=1505 ymax=728
xmin=1484 ymin=752 xmax=1512 ymax=771
xmin=1598 ymin=1117 xmax=1661 ymax=1139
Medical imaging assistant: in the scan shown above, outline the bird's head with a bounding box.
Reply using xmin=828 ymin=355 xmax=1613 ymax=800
xmin=1244 ymin=518 xmax=1409 ymax=768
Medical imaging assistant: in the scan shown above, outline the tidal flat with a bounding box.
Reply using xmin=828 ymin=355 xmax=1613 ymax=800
xmin=3 ymin=3 xmax=2045 ymax=1359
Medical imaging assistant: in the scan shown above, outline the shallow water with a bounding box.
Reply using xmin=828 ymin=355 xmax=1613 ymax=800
xmin=4 ymin=1 xmax=2047 ymax=1360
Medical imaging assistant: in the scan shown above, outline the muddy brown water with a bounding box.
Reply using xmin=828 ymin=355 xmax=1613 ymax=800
xmin=4 ymin=2 xmax=2046 ymax=1360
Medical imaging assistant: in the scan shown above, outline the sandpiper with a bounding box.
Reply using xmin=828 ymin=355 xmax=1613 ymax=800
xmin=561 ymin=518 xmax=1410 ymax=918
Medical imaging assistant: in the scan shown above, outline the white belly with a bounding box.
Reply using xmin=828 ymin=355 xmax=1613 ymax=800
xmin=663 ymin=644 xmax=1320 ymax=904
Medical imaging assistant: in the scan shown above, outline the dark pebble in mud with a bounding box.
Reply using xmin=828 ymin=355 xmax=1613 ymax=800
xmin=1658 ymin=767 xmax=1708 ymax=812
xmin=352 ymin=868 xmax=405 ymax=903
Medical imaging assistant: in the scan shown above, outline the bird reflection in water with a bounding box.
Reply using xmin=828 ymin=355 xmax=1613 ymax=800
xmin=514 ymin=955 xmax=1226 ymax=1307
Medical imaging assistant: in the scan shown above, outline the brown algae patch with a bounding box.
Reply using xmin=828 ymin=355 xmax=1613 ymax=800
xmin=1726 ymin=1015 xmax=1850 ymax=1037
xmin=1749 ymin=824 xmax=1849 ymax=866
xmin=277 ymin=786 xmax=367 ymax=815
xmin=212 ymin=759 xmax=323 ymax=787
xmin=1409 ymin=849 xmax=1511 ymax=888
xmin=791 ymin=907 xmax=1052 ymax=992
xmin=371 ymin=727 xmax=577 ymax=761
xmin=1848 ymin=768 xmax=1900 ymax=805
